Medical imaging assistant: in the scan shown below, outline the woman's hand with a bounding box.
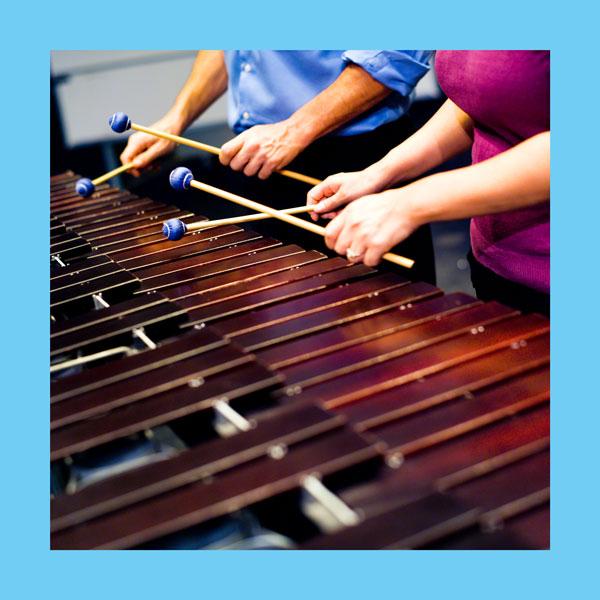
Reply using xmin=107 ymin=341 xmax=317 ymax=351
xmin=120 ymin=114 xmax=185 ymax=176
xmin=324 ymin=188 xmax=422 ymax=266
xmin=306 ymin=168 xmax=386 ymax=221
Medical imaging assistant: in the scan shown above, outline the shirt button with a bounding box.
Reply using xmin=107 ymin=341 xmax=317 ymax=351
xmin=242 ymin=63 xmax=252 ymax=73
xmin=242 ymin=111 xmax=250 ymax=119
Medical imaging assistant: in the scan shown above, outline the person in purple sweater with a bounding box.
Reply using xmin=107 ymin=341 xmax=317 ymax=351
xmin=307 ymin=51 xmax=550 ymax=315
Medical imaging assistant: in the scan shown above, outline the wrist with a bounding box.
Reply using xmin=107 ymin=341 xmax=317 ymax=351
xmin=165 ymin=105 xmax=192 ymax=133
xmin=402 ymin=173 xmax=447 ymax=227
xmin=285 ymin=113 xmax=321 ymax=147
xmin=364 ymin=159 xmax=401 ymax=192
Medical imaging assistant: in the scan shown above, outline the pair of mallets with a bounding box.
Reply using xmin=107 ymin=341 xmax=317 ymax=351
xmin=76 ymin=113 xmax=414 ymax=269
xmin=165 ymin=167 xmax=414 ymax=269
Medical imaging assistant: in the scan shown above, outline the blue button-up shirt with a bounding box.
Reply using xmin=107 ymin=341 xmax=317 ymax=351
xmin=224 ymin=50 xmax=432 ymax=137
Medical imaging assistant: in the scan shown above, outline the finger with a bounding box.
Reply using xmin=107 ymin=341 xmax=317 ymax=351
xmin=120 ymin=135 xmax=151 ymax=165
xmin=313 ymin=188 xmax=349 ymax=214
xmin=363 ymin=244 xmax=386 ymax=267
xmin=132 ymin=141 xmax=171 ymax=170
xmin=243 ymin=152 xmax=266 ymax=177
xmin=257 ymin=159 xmax=278 ymax=180
xmin=229 ymin=141 xmax=258 ymax=172
xmin=308 ymin=185 xmax=328 ymax=220
xmin=324 ymin=213 xmax=345 ymax=250
xmin=220 ymin=135 xmax=247 ymax=167
xmin=333 ymin=222 xmax=357 ymax=257
xmin=308 ymin=179 xmax=340 ymax=203
xmin=310 ymin=210 xmax=337 ymax=221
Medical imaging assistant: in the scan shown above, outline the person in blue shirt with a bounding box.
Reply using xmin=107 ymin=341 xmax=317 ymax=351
xmin=121 ymin=50 xmax=435 ymax=282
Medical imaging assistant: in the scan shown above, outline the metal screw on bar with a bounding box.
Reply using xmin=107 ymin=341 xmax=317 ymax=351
xmin=268 ymin=443 xmax=288 ymax=460
xmin=386 ymin=452 xmax=404 ymax=469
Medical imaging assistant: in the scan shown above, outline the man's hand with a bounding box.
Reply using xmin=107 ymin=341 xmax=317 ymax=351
xmin=324 ymin=188 xmax=421 ymax=266
xmin=307 ymin=169 xmax=386 ymax=221
xmin=219 ymin=120 xmax=311 ymax=180
xmin=120 ymin=115 xmax=185 ymax=176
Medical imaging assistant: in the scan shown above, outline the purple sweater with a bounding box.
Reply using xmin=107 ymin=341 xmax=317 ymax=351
xmin=435 ymin=51 xmax=550 ymax=293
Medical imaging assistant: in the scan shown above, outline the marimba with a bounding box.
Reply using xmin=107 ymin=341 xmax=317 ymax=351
xmin=50 ymin=171 xmax=550 ymax=550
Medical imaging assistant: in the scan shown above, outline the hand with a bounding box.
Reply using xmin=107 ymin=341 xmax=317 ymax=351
xmin=120 ymin=114 xmax=185 ymax=176
xmin=324 ymin=188 xmax=422 ymax=266
xmin=306 ymin=169 xmax=386 ymax=221
xmin=219 ymin=120 xmax=311 ymax=180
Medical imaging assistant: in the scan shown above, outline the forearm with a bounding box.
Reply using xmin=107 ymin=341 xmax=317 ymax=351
xmin=408 ymin=131 xmax=550 ymax=224
xmin=286 ymin=64 xmax=391 ymax=146
xmin=368 ymin=99 xmax=474 ymax=188
xmin=167 ymin=50 xmax=228 ymax=130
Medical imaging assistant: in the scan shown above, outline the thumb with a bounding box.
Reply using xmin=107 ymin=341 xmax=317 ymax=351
xmin=313 ymin=190 xmax=346 ymax=214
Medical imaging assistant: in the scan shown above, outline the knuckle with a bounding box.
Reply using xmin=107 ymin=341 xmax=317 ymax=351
xmin=371 ymin=236 xmax=387 ymax=250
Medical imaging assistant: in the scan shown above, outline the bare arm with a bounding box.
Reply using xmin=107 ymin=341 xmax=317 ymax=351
xmin=370 ymin=98 xmax=474 ymax=188
xmin=409 ymin=131 xmax=550 ymax=222
xmin=288 ymin=63 xmax=392 ymax=142
xmin=220 ymin=63 xmax=391 ymax=179
xmin=168 ymin=50 xmax=229 ymax=129
xmin=120 ymin=51 xmax=228 ymax=173
xmin=309 ymin=99 xmax=475 ymax=214
xmin=325 ymin=131 xmax=550 ymax=266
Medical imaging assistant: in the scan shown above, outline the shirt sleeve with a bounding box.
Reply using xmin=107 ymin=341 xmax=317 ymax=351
xmin=342 ymin=50 xmax=432 ymax=97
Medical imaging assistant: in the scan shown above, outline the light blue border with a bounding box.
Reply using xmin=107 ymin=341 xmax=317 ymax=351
xmin=2 ymin=1 xmax=597 ymax=597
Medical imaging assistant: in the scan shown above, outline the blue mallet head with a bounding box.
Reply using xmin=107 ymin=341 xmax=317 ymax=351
xmin=108 ymin=112 xmax=131 ymax=133
xmin=169 ymin=167 xmax=193 ymax=191
xmin=162 ymin=218 xmax=187 ymax=241
xmin=75 ymin=178 xmax=95 ymax=197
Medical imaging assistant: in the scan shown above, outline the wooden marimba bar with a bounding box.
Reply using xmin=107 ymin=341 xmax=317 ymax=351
xmin=50 ymin=171 xmax=550 ymax=550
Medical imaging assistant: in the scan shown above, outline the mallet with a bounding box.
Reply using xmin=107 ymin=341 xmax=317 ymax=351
xmin=108 ymin=112 xmax=320 ymax=186
xmin=75 ymin=162 xmax=134 ymax=197
xmin=168 ymin=167 xmax=414 ymax=269
xmin=163 ymin=205 xmax=312 ymax=241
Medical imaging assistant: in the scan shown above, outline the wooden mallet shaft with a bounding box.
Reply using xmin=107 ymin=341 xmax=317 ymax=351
xmin=76 ymin=162 xmax=136 ymax=197
xmin=186 ymin=176 xmax=414 ymax=269
xmin=130 ymin=122 xmax=321 ymax=186
xmin=185 ymin=205 xmax=312 ymax=232
xmin=92 ymin=162 xmax=135 ymax=186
